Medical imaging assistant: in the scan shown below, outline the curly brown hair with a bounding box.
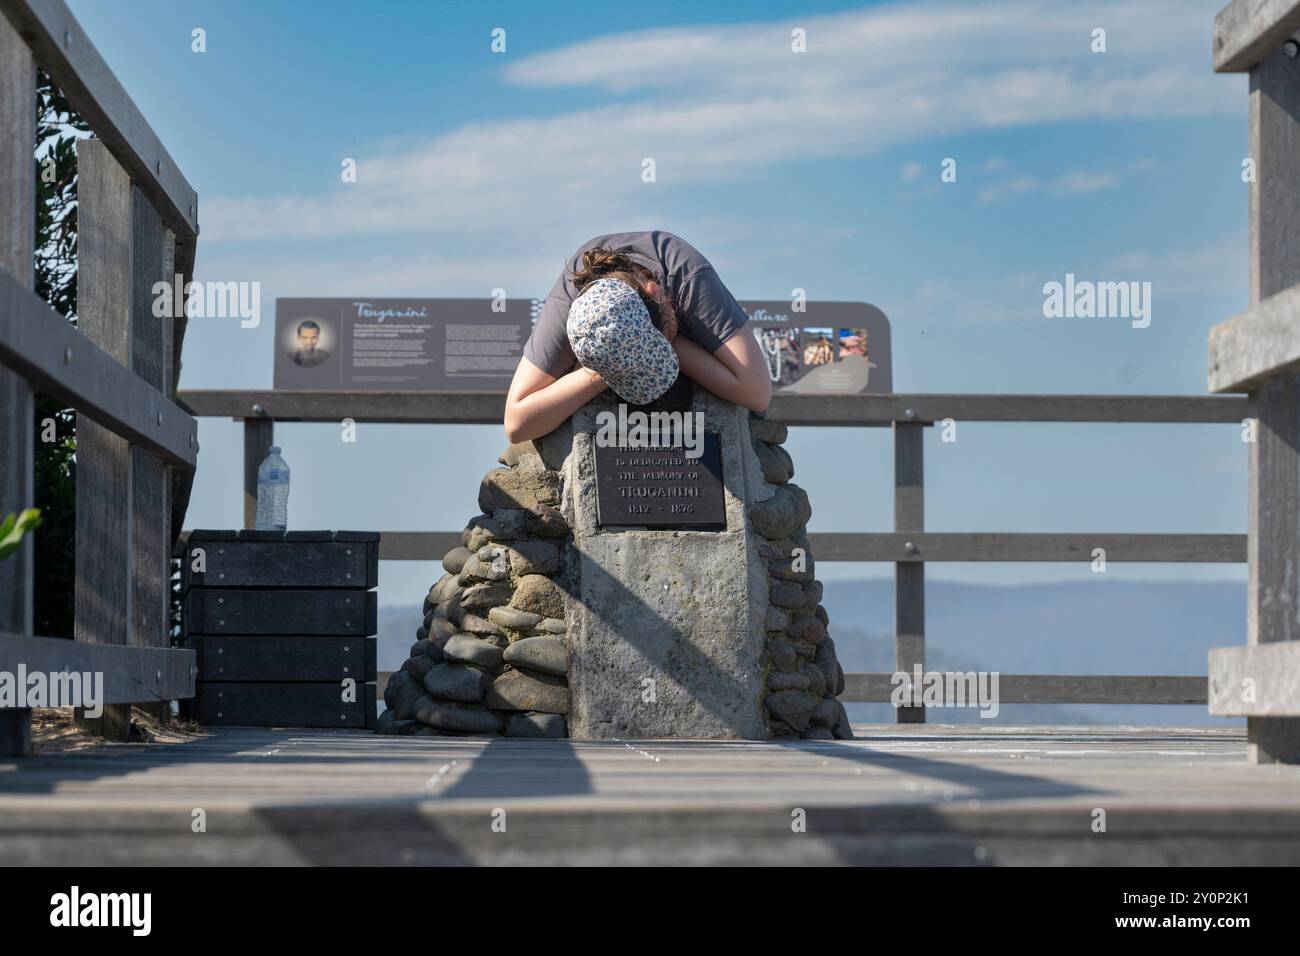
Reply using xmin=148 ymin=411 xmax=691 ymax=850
xmin=569 ymin=246 xmax=678 ymax=340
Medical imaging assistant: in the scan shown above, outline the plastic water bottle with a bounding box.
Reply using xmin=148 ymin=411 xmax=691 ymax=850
xmin=255 ymin=445 xmax=290 ymax=531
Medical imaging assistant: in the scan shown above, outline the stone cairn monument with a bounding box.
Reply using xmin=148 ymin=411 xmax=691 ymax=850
xmin=377 ymin=381 xmax=852 ymax=740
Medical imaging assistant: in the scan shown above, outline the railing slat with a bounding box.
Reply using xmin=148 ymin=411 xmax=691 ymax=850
xmin=73 ymin=139 xmax=136 ymax=739
xmin=810 ymin=531 xmax=1246 ymax=563
xmin=365 ymin=530 xmax=1245 ymax=563
xmin=1210 ymin=643 xmax=1300 ymax=716
xmin=0 ymin=269 xmax=198 ymax=467
xmin=176 ymin=389 xmax=1249 ymax=425
xmin=0 ymin=0 xmax=199 ymax=245
xmin=893 ymin=423 xmax=925 ymax=723
xmin=1208 ymin=280 xmax=1300 ymax=392
xmin=1213 ymin=0 xmax=1300 ymax=72
xmin=129 ymin=165 xmax=171 ymax=731
xmin=0 ymin=633 xmax=194 ymax=704
xmin=842 ymin=673 xmax=1207 ymax=706
xmin=0 ymin=14 xmax=36 ymax=756
xmin=1241 ymin=44 xmax=1300 ymax=763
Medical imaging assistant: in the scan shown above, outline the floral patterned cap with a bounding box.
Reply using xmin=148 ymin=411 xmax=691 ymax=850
xmin=566 ymin=277 xmax=679 ymax=405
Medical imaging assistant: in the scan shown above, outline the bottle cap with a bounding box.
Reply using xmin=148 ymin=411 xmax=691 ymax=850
xmin=269 ymin=445 xmax=282 ymax=454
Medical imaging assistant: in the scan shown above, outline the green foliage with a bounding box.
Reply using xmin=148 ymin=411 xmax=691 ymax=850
xmin=0 ymin=509 xmax=42 ymax=563
xmin=31 ymin=68 xmax=89 ymax=638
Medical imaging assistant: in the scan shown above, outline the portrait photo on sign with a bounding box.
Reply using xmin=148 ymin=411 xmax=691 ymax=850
xmin=284 ymin=316 xmax=335 ymax=370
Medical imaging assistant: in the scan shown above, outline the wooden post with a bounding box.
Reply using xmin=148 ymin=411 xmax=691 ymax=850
xmin=894 ymin=421 xmax=925 ymax=723
xmin=1245 ymin=47 xmax=1300 ymax=763
xmin=130 ymin=173 xmax=173 ymax=725
xmin=0 ymin=19 xmax=36 ymax=756
xmin=243 ymin=418 xmax=274 ymax=530
xmin=74 ymin=140 xmax=136 ymax=740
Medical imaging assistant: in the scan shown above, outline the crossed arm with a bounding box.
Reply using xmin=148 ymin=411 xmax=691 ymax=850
xmin=503 ymin=331 xmax=772 ymax=443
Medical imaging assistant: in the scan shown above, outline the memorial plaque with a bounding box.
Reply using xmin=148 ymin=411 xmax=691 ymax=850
xmin=594 ymin=434 xmax=726 ymax=530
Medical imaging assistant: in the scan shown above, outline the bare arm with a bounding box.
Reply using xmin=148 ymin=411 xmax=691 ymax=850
xmin=672 ymin=331 xmax=772 ymax=412
xmin=503 ymin=356 xmax=606 ymax=443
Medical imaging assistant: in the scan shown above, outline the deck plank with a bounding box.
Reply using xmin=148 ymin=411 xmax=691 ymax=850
xmin=1 ymin=724 xmax=1296 ymax=865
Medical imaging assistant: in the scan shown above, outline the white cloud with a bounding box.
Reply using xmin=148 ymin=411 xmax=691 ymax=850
xmin=912 ymin=231 xmax=1245 ymax=327
xmin=978 ymin=174 xmax=1040 ymax=204
xmin=200 ymin=0 xmax=1236 ymax=245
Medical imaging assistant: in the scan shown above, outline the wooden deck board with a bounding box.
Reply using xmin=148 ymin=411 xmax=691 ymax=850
xmin=1 ymin=724 xmax=1297 ymax=865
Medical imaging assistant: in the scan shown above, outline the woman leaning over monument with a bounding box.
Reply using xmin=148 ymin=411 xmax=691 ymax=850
xmin=504 ymin=230 xmax=771 ymax=442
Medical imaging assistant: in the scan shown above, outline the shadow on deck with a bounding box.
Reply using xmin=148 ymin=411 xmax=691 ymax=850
xmin=1 ymin=724 xmax=1296 ymax=865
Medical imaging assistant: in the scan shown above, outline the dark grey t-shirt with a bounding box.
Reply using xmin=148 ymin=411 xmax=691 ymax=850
xmin=522 ymin=230 xmax=749 ymax=377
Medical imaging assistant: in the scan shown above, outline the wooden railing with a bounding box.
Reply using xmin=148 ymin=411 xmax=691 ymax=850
xmin=0 ymin=0 xmax=199 ymax=754
xmin=1204 ymin=0 xmax=1300 ymax=763
xmin=179 ymin=388 xmax=1247 ymax=723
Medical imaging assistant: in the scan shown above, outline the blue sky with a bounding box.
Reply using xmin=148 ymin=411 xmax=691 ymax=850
xmin=68 ymin=0 xmax=1250 ymax=603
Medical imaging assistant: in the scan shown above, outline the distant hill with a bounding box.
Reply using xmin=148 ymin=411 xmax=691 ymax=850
xmin=378 ymin=578 xmax=1246 ymax=728
xmin=821 ymin=578 xmax=1243 ymax=727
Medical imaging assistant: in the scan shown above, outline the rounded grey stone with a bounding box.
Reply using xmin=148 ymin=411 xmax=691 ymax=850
xmin=754 ymin=440 xmax=791 ymax=485
xmin=502 ymin=636 xmax=568 ymax=677
xmin=422 ymin=662 xmax=490 ymax=703
xmin=463 ymin=510 xmax=530 ymax=550
xmin=764 ymin=689 xmax=819 ymax=731
xmin=768 ymin=637 xmax=798 ymax=672
xmin=459 ymin=553 xmax=510 ymax=585
xmin=415 ymin=698 xmax=503 ymax=735
xmin=769 ymin=554 xmax=814 ymax=583
xmin=444 ymin=633 xmax=506 ymax=669
xmin=403 ymin=655 xmax=434 ymax=682
xmin=525 ymin=504 xmax=569 ymax=539
xmin=482 ymin=464 xmax=561 ymax=513
xmin=750 ymin=419 xmax=788 ymax=444
xmin=488 ymin=606 xmax=543 ymax=630
xmin=486 ymin=668 xmax=570 ymax=714
xmin=810 ymin=695 xmax=839 ymax=728
xmin=459 ymin=612 xmax=506 ymax=638
xmin=510 ymin=574 xmax=566 ymax=618
xmin=790 ymin=613 xmax=827 ymax=644
xmin=394 ymin=677 xmax=426 ymax=720
xmin=499 ymin=441 xmax=542 ymax=468
xmin=832 ymin=700 xmax=855 ymax=739
xmin=814 ymin=637 xmax=840 ymax=692
xmin=749 ymin=485 xmax=803 ymax=540
xmin=506 ymin=712 xmax=568 ymax=738
xmin=508 ymin=539 xmax=561 ymax=576
xmin=427 ymin=617 xmax=457 ymax=646
xmin=801 ymin=662 xmax=827 ymax=698
xmin=384 ymin=669 xmax=410 ymax=708
xmin=409 ymin=638 xmax=444 ymax=662
xmin=442 ymin=547 xmax=473 ymax=575
xmin=460 ymin=582 xmax=514 ymax=612
xmin=767 ymin=670 xmax=809 ymax=691
xmin=770 ymin=581 xmax=807 ymax=610
xmin=377 ymin=715 xmax=423 ymax=736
